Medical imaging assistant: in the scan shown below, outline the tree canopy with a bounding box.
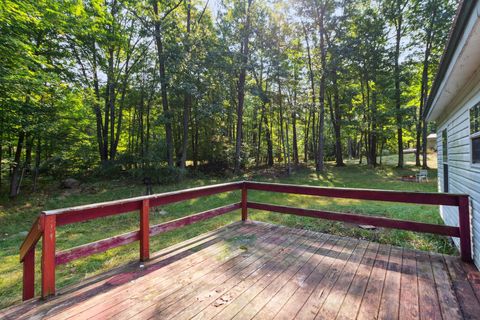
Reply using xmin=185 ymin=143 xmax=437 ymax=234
xmin=0 ymin=0 xmax=457 ymax=197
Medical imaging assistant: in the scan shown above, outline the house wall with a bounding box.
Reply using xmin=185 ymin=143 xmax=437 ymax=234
xmin=437 ymin=78 xmax=480 ymax=268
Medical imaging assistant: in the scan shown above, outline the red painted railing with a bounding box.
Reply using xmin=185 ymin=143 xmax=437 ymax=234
xmin=19 ymin=181 xmax=471 ymax=301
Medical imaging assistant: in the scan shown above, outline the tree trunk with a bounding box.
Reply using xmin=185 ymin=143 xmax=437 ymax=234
xmin=331 ymin=65 xmax=344 ymax=167
xmin=303 ymin=22 xmax=316 ymax=165
xmin=33 ymin=136 xmax=41 ymax=192
xmin=370 ymin=83 xmax=378 ymax=167
xmin=234 ymin=0 xmax=253 ymax=174
xmin=418 ymin=39 xmax=431 ymax=169
xmin=107 ymin=45 xmax=116 ymax=161
xmin=422 ymin=117 xmax=428 ymax=168
xmin=292 ymin=111 xmax=299 ymax=165
xmin=417 ymin=5 xmax=437 ymax=168
xmin=264 ymin=104 xmax=274 ymax=166
xmin=278 ymin=79 xmax=291 ymax=174
xmin=25 ymin=132 xmax=33 ymax=172
xmin=9 ymin=131 xmax=25 ymax=198
xmin=153 ymin=1 xmax=174 ymax=167
xmin=316 ymin=4 xmax=326 ymax=173
xmin=304 ymin=110 xmax=311 ymax=162
xmin=395 ymin=4 xmax=404 ymax=168
xmin=91 ymin=45 xmax=107 ymax=163
xmin=180 ymin=0 xmax=191 ymax=170
xmin=256 ymin=106 xmax=264 ymax=167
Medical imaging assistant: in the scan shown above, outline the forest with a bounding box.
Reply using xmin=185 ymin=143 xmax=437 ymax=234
xmin=0 ymin=0 xmax=456 ymax=197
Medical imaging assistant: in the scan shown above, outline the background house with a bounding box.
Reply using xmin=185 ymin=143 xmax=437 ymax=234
xmin=426 ymin=1 xmax=480 ymax=267
xmin=427 ymin=133 xmax=437 ymax=151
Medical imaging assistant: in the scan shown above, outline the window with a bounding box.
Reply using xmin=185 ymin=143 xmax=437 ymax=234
xmin=470 ymin=103 xmax=480 ymax=164
xmin=442 ymin=129 xmax=449 ymax=193
xmin=442 ymin=129 xmax=448 ymax=163
xmin=471 ymin=103 xmax=480 ymax=135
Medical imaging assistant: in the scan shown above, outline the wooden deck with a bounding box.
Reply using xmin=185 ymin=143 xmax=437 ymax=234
xmin=2 ymin=221 xmax=480 ymax=320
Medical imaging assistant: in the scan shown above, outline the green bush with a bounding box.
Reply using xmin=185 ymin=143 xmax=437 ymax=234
xmin=130 ymin=165 xmax=186 ymax=184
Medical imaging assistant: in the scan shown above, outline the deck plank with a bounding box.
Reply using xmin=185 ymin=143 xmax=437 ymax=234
xmin=118 ymin=224 xmax=302 ymax=319
xmin=54 ymin=223 xmax=270 ymax=320
xmin=356 ymin=243 xmax=391 ymax=320
xmin=87 ymin=223 xmax=278 ymax=320
xmin=200 ymin=230 xmax=325 ymax=320
xmin=2 ymin=221 xmax=480 ymax=320
xmin=378 ymin=246 xmax=403 ymax=320
xmin=231 ymin=233 xmax=332 ymax=320
xmin=460 ymin=260 xmax=480 ymax=301
xmin=416 ymin=250 xmax=442 ymax=320
xmin=169 ymin=227 xmax=311 ymax=320
xmin=335 ymin=242 xmax=379 ymax=320
xmin=398 ymin=247 xmax=419 ymax=320
xmin=2 ymin=222 xmax=244 ymax=320
xmin=47 ymin=223 xmax=258 ymax=320
xmin=192 ymin=228 xmax=316 ymax=319
xmin=313 ymin=240 xmax=369 ymax=320
xmin=429 ymin=253 xmax=462 ymax=320
xmin=266 ymin=236 xmax=348 ymax=320
xmin=444 ymin=254 xmax=480 ymax=319
xmin=292 ymin=237 xmax=360 ymax=320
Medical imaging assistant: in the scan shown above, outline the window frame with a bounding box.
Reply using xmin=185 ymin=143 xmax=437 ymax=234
xmin=442 ymin=129 xmax=448 ymax=164
xmin=470 ymin=102 xmax=480 ymax=166
xmin=442 ymin=128 xmax=449 ymax=193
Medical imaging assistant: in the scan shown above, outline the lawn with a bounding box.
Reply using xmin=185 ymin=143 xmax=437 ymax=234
xmin=0 ymin=153 xmax=452 ymax=309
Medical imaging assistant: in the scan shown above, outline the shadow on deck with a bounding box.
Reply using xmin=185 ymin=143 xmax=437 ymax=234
xmin=2 ymin=221 xmax=480 ymax=320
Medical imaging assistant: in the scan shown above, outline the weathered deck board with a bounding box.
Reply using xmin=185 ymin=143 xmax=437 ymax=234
xmin=417 ymin=250 xmax=443 ymax=319
xmin=49 ymin=222 xmax=258 ymax=320
xmin=378 ymin=246 xmax=402 ymax=320
xmin=335 ymin=242 xmax=379 ymax=320
xmin=152 ymin=226 xmax=307 ymax=320
xmin=398 ymin=248 xmax=419 ymax=320
xmin=67 ymin=223 xmax=274 ymax=320
xmin=1 ymin=221 xmax=480 ymax=320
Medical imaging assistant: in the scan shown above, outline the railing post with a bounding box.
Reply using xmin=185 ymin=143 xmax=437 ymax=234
xmin=22 ymin=248 xmax=35 ymax=300
xmin=140 ymin=199 xmax=150 ymax=261
xmin=458 ymin=196 xmax=472 ymax=262
xmin=242 ymin=182 xmax=248 ymax=221
xmin=41 ymin=214 xmax=56 ymax=298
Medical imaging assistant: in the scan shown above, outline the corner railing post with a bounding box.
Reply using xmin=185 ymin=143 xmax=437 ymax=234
xmin=241 ymin=182 xmax=248 ymax=221
xmin=22 ymin=248 xmax=35 ymax=300
xmin=140 ymin=199 xmax=150 ymax=261
xmin=458 ymin=196 xmax=472 ymax=262
xmin=41 ymin=214 xmax=56 ymax=298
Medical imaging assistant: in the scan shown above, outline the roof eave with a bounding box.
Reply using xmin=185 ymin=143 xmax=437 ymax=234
xmin=424 ymin=1 xmax=477 ymax=121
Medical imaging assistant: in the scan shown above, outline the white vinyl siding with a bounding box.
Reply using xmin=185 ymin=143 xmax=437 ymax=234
xmin=437 ymin=87 xmax=480 ymax=268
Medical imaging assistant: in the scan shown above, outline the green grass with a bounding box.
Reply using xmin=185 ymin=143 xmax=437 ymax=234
xmin=0 ymin=154 xmax=452 ymax=309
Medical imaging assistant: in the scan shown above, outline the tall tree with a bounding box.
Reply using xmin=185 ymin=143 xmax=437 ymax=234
xmin=385 ymin=0 xmax=409 ymax=168
xmin=234 ymin=0 xmax=253 ymax=173
xmin=152 ymin=1 xmax=183 ymax=168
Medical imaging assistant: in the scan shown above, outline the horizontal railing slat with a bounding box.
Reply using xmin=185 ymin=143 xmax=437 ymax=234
xmin=55 ymin=203 xmax=241 ymax=265
xmin=150 ymin=202 xmax=241 ymax=236
xmin=247 ymin=202 xmax=460 ymax=237
xmin=245 ymin=181 xmax=461 ymax=206
xmin=55 ymin=231 xmax=140 ymax=265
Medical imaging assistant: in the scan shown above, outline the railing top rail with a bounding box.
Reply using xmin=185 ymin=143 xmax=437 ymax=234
xmin=19 ymin=217 xmax=42 ymax=262
xmin=245 ymin=181 xmax=467 ymax=206
xmin=41 ymin=180 xmax=468 ymax=218
xmin=42 ymin=181 xmax=243 ymax=216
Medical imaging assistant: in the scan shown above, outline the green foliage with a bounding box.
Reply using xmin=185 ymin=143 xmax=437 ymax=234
xmin=0 ymin=0 xmax=457 ymax=191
